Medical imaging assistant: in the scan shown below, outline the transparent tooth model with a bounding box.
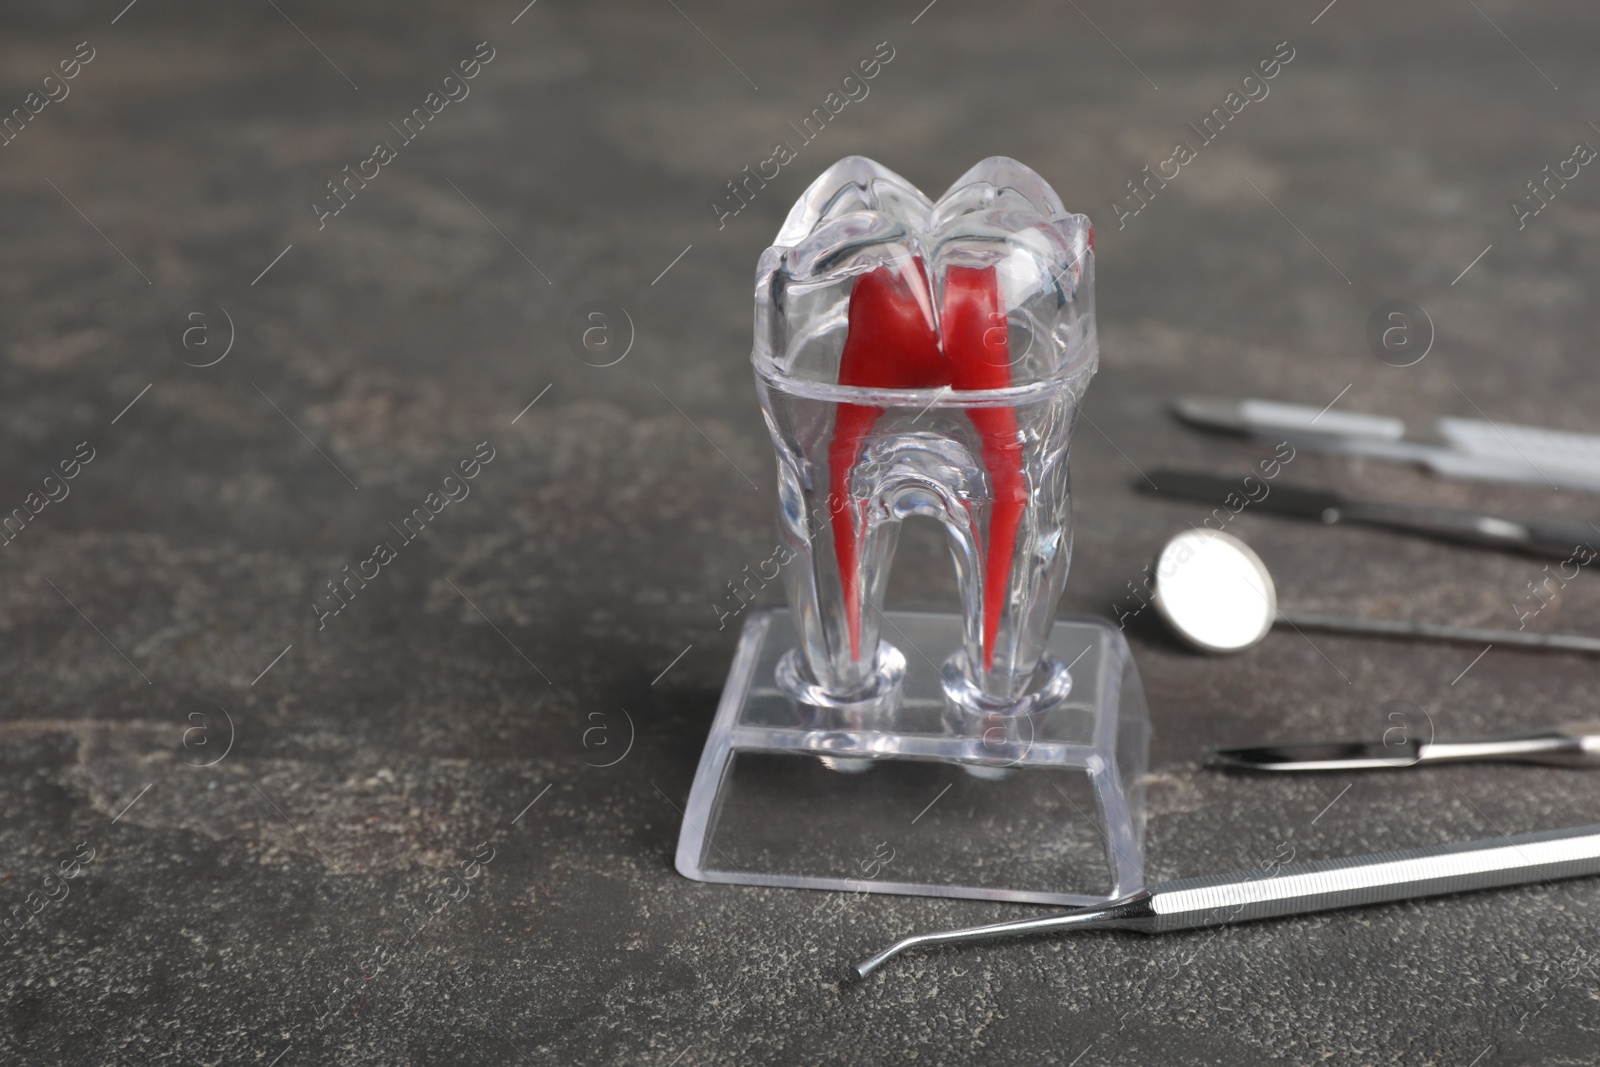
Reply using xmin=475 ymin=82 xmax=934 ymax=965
xmin=677 ymin=157 xmax=1148 ymax=905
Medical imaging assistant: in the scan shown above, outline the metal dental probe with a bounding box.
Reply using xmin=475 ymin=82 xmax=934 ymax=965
xmin=852 ymin=823 xmax=1600 ymax=978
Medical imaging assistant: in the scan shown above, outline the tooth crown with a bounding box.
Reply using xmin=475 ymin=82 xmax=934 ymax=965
xmin=754 ymin=155 xmax=1097 ymax=397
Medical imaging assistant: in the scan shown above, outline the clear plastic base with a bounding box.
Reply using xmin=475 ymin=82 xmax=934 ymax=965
xmin=675 ymin=608 xmax=1149 ymax=905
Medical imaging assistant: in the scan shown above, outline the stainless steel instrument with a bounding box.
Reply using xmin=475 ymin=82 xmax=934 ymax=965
xmin=1279 ymin=610 xmax=1600 ymax=654
xmin=1173 ymin=396 xmax=1600 ymax=494
xmin=1213 ymin=721 xmax=1600 ymax=771
xmin=1139 ymin=468 xmax=1597 ymax=560
xmin=854 ymin=824 xmax=1600 ymax=977
xmin=1149 ymin=528 xmax=1600 ymax=657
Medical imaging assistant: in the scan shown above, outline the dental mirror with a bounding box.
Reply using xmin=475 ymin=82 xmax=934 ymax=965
xmin=1149 ymin=529 xmax=1600 ymax=656
xmin=1151 ymin=529 xmax=1276 ymax=653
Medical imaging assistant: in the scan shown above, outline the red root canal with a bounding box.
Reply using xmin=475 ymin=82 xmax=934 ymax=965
xmin=829 ymin=261 xmax=1022 ymax=671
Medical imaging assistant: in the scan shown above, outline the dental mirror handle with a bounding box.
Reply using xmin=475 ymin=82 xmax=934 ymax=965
xmin=1278 ymin=610 xmax=1600 ymax=655
xmin=855 ymin=824 xmax=1600 ymax=977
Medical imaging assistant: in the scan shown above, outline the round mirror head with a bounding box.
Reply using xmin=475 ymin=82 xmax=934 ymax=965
xmin=1151 ymin=529 xmax=1277 ymax=654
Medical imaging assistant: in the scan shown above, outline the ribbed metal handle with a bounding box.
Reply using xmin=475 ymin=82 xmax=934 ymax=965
xmin=1148 ymin=824 xmax=1600 ymax=933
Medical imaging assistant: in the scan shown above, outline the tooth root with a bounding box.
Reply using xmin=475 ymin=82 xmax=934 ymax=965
xmin=828 ymin=403 xmax=882 ymax=661
xmin=771 ymin=425 xmax=881 ymax=694
xmin=823 ymin=264 xmax=946 ymax=673
xmin=942 ymin=264 xmax=1027 ymax=677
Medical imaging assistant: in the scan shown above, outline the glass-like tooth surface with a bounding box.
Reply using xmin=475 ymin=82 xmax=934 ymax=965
xmin=752 ymin=156 xmax=1098 ymax=717
xmin=756 ymin=155 xmax=1094 ymax=392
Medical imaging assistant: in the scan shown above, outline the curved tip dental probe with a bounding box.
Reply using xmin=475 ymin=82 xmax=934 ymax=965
xmin=852 ymin=824 xmax=1600 ymax=979
xmin=852 ymin=893 xmax=1155 ymax=979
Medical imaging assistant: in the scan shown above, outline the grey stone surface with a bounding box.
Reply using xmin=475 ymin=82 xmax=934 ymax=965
xmin=3 ymin=0 xmax=1600 ymax=1063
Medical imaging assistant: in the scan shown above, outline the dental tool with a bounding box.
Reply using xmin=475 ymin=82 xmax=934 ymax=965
xmin=854 ymin=823 xmax=1600 ymax=977
xmin=1138 ymin=468 xmax=1598 ymax=561
xmin=1213 ymin=721 xmax=1600 ymax=771
xmin=1172 ymin=396 xmax=1600 ymax=494
xmin=1149 ymin=528 xmax=1600 ymax=656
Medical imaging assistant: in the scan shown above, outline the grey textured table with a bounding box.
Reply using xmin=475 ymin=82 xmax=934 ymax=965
xmin=4 ymin=1 xmax=1600 ymax=1063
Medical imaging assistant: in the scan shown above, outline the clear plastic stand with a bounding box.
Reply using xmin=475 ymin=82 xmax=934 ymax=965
xmin=675 ymin=608 xmax=1148 ymax=905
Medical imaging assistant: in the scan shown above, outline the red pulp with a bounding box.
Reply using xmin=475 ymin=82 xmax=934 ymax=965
xmin=830 ymin=261 xmax=1023 ymax=671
